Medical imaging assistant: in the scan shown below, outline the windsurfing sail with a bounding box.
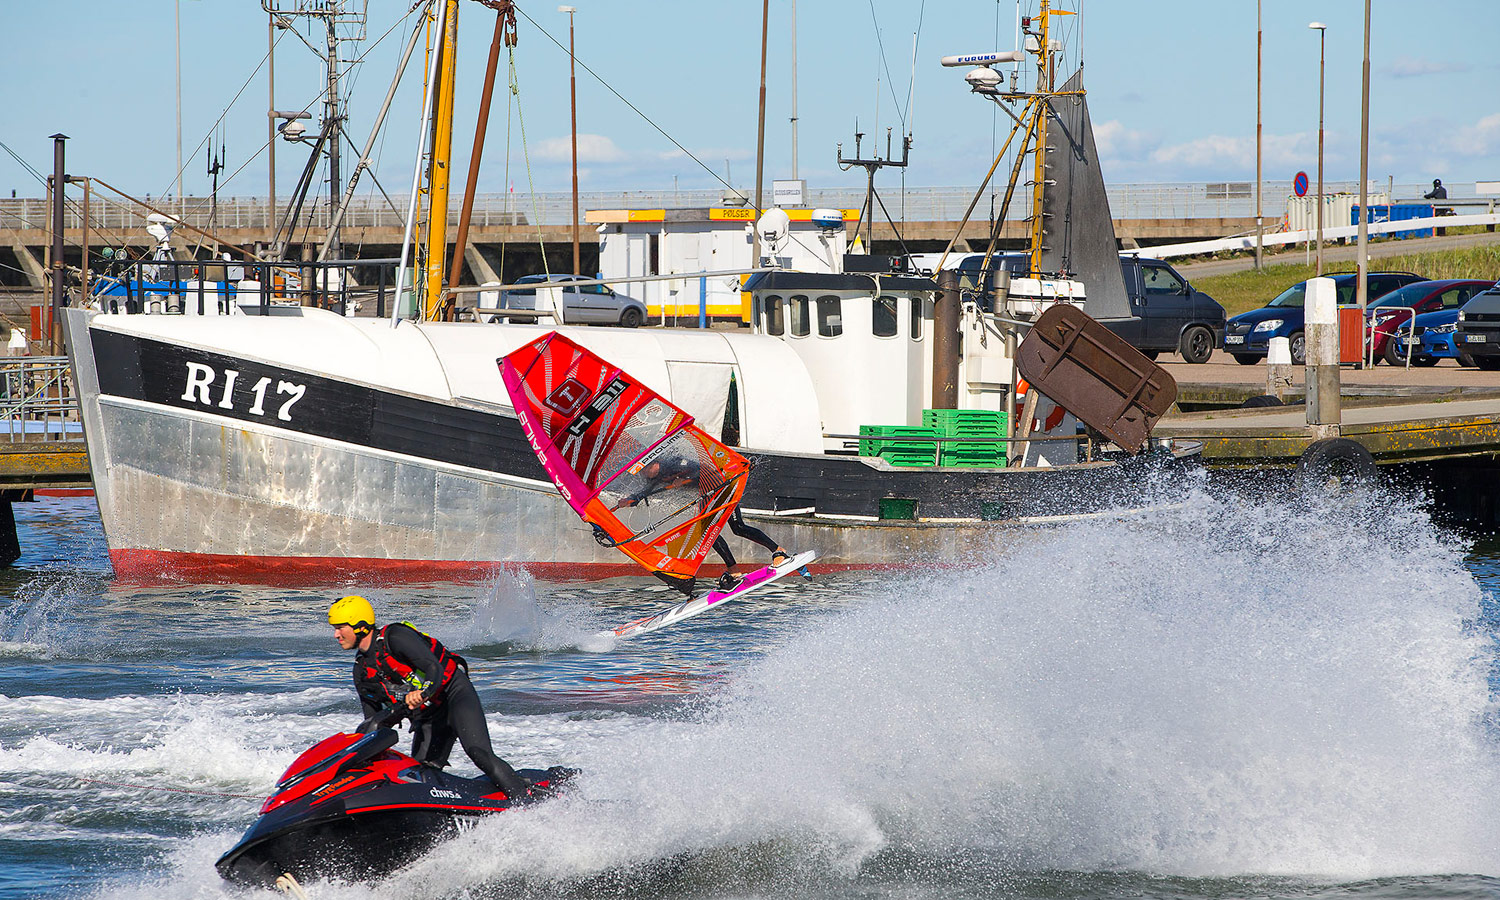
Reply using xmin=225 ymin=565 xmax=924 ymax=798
xmin=499 ymin=332 xmax=749 ymax=591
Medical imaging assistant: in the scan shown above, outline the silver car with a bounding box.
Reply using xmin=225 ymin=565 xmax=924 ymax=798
xmin=488 ymin=274 xmax=647 ymax=327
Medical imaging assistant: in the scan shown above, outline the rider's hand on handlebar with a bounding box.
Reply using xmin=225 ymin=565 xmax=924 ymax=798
xmin=404 ymin=690 xmax=425 ymax=710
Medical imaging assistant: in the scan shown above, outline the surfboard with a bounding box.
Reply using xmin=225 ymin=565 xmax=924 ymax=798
xmin=603 ymin=550 xmax=818 ymax=641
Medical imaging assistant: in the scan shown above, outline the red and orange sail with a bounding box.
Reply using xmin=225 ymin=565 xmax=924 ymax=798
xmin=499 ymin=332 xmax=748 ymax=588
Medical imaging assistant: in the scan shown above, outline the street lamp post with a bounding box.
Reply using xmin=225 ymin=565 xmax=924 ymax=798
xmin=1356 ymin=1 xmax=1372 ymax=366
xmin=1309 ymin=21 xmax=1327 ymax=276
xmin=560 ymin=5 xmax=580 ymax=276
xmin=1255 ymin=0 xmax=1263 ymax=270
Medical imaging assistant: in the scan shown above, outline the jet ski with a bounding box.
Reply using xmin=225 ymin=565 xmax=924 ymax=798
xmin=217 ymin=707 xmax=577 ymax=887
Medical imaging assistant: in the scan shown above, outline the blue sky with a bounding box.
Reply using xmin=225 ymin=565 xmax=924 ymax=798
xmin=2 ymin=0 xmax=1497 ymax=203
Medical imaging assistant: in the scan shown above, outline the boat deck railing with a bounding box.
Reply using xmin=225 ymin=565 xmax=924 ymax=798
xmin=0 ymin=357 xmax=82 ymax=442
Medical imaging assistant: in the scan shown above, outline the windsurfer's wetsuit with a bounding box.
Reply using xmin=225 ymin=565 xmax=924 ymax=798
xmin=614 ymin=455 xmax=786 ymax=594
xmin=352 ymin=623 xmax=530 ymax=799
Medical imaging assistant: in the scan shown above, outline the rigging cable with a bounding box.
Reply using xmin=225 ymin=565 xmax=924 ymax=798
xmin=510 ymin=5 xmax=739 ymax=196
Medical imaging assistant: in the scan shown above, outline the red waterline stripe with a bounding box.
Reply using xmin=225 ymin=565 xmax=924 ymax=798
xmin=35 ymin=488 xmax=95 ymax=497
xmin=109 ymin=548 xmax=883 ymax=587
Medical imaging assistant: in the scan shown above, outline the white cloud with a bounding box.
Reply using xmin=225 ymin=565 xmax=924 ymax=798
xmin=1386 ymin=56 xmax=1471 ymax=78
xmin=1094 ymin=125 xmax=1315 ymax=180
xmin=1092 ymin=119 xmax=1156 ymax=161
xmin=532 ymin=134 xmax=624 ymax=164
xmin=1449 ymin=112 xmax=1500 ymax=156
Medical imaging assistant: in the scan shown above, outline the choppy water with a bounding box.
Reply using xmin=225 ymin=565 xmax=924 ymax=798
xmin=1 ymin=483 xmax=1498 ymax=900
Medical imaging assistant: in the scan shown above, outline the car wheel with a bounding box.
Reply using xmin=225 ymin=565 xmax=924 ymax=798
xmin=1459 ymin=351 xmax=1476 ymax=368
xmin=1231 ymin=353 xmax=1261 ymax=366
xmin=1139 ymin=349 xmax=1159 ymax=361
xmin=620 ymin=307 xmax=644 ymax=328
xmin=1178 ymin=325 xmax=1214 ymax=364
xmin=1476 ymin=356 xmax=1500 ymax=371
xmin=1288 ymin=331 xmax=1306 ymax=366
xmin=1382 ymin=339 xmax=1410 ymax=367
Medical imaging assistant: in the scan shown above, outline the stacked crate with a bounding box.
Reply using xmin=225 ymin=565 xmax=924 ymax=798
xmin=923 ymin=409 xmax=1008 ymax=467
xmin=857 ymin=425 xmax=940 ymax=467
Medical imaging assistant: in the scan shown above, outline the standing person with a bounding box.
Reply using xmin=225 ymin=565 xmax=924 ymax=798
xmin=327 ymin=595 xmax=532 ymax=800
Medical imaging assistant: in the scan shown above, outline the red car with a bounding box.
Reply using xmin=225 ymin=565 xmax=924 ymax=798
xmin=1367 ymin=279 xmax=1496 ymax=365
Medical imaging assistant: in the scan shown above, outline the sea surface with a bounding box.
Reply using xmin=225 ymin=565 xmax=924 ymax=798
xmin=1 ymin=481 xmax=1498 ymax=900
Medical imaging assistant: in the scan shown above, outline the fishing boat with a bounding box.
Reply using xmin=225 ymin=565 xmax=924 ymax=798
xmin=62 ymin=0 xmax=1195 ymax=583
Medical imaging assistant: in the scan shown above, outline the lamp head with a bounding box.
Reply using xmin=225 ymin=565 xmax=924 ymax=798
xmin=1307 ymin=21 xmax=1327 ymax=31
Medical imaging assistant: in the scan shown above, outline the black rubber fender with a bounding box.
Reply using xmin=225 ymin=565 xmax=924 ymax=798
xmin=1295 ymin=437 xmax=1377 ymax=491
xmin=1239 ymin=394 xmax=1285 ymax=409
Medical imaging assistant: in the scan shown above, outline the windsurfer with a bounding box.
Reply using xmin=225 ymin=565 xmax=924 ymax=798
xmin=613 ymin=455 xmax=791 ymax=593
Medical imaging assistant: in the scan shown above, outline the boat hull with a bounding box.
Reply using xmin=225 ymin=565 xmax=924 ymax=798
xmin=66 ymin=310 xmax=1187 ymax=584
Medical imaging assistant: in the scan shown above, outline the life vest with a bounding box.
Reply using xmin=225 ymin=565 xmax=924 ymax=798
xmin=359 ymin=622 xmax=467 ymax=706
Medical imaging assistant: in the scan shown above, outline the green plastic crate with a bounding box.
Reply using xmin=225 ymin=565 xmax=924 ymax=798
xmin=923 ymin=408 xmax=1007 ymax=438
xmin=858 ymin=425 xmax=939 ymax=462
xmin=940 ymin=445 xmax=1007 ymax=467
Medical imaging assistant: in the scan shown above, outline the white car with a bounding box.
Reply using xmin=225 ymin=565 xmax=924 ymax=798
xmin=484 ymin=274 xmax=647 ymax=327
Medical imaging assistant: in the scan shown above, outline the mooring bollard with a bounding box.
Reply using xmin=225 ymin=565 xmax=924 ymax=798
xmin=1267 ymin=336 xmax=1293 ymax=401
xmin=1304 ymin=276 xmax=1341 ymax=438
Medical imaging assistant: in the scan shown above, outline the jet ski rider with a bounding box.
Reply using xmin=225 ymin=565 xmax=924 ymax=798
xmin=328 ymin=595 xmax=532 ymax=800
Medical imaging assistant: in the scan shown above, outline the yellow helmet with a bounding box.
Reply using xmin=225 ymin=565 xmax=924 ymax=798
xmin=328 ymin=595 xmax=375 ymax=635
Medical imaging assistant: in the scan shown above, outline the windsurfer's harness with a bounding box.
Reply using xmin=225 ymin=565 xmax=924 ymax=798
xmin=359 ymin=623 xmax=468 ymax=707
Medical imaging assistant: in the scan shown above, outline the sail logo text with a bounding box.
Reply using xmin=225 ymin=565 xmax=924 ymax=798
xmin=565 ymin=377 xmax=627 ymax=438
xmin=180 ymin=362 xmax=307 ymax=422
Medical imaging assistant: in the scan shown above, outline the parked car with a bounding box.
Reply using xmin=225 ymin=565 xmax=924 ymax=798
xmin=1402 ymin=308 xmax=1469 ymax=367
xmin=1455 ymin=286 xmax=1500 ymax=370
xmin=1107 ymin=257 xmax=1226 ymax=363
xmin=951 ymin=254 xmax=1226 ymax=364
xmin=483 ymin=273 xmax=647 ymax=326
xmin=1368 ymin=279 xmax=1494 ymax=365
xmin=1223 ymin=272 xmax=1427 ymax=365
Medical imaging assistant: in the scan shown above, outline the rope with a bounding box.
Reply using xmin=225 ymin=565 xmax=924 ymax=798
xmin=72 ymin=775 xmax=261 ymax=800
xmin=508 ymin=47 xmax=551 ymax=279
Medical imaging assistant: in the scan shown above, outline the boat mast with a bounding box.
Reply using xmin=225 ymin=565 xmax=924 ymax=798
xmin=422 ymin=0 xmax=462 ymax=320
xmin=325 ymin=14 xmax=343 ymax=261
xmin=1026 ymin=0 xmax=1055 ymax=275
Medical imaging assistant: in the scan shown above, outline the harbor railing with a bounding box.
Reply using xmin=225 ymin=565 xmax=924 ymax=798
xmin=0 ymin=182 xmax=1450 ymax=235
xmin=0 ymin=357 xmax=81 ymax=442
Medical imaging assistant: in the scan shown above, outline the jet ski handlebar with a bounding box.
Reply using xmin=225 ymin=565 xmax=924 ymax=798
xmin=359 ymin=703 xmax=413 ymax=732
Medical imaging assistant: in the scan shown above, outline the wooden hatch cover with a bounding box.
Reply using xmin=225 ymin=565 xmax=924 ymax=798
xmin=1016 ymin=304 xmax=1177 ymax=454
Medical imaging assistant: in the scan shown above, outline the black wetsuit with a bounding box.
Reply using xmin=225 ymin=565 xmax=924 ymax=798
xmin=713 ymin=507 xmax=780 ymax=568
xmin=617 ymin=455 xmax=783 ymax=593
xmin=352 ymin=623 xmax=529 ymax=798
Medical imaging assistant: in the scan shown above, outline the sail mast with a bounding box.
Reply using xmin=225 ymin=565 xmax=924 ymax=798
xmin=422 ymin=0 xmax=462 ymax=320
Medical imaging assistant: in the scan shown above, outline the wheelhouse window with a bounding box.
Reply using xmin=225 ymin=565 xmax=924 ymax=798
xmin=764 ymin=295 xmax=784 ymax=336
xmin=816 ymin=295 xmax=843 ymax=337
xmin=910 ymin=296 xmax=924 ymax=340
xmin=872 ymin=295 xmax=898 ymax=337
xmin=789 ymin=295 xmax=810 ymax=337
